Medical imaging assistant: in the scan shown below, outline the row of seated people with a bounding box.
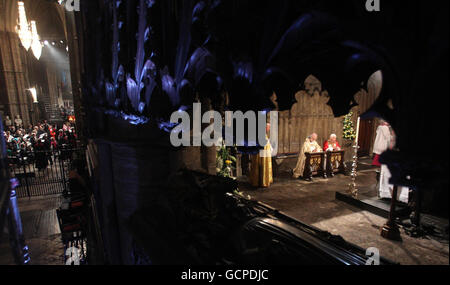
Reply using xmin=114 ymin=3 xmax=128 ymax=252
xmin=293 ymin=133 xmax=345 ymax=181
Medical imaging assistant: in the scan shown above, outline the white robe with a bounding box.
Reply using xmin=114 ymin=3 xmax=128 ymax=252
xmin=379 ymin=164 xmax=409 ymax=203
xmin=373 ymin=125 xmax=391 ymax=155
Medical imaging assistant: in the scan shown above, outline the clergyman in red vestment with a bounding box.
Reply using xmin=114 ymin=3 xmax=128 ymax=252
xmin=323 ymin=134 xmax=341 ymax=152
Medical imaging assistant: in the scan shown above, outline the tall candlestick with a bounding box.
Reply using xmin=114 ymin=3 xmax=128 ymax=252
xmin=348 ymin=116 xmax=361 ymax=198
xmin=355 ymin=116 xmax=361 ymax=145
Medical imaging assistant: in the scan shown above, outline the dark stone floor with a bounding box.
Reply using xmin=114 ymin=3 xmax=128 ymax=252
xmin=1 ymin=158 xmax=448 ymax=265
xmin=0 ymin=195 xmax=64 ymax=265
xmin=239 ymin=159 xmax=449 ymax=265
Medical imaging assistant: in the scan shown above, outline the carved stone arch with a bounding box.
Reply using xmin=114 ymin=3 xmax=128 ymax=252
xmin=26 ymin=0 xmax=67 ymax=41
xmin=279 ymin=75 xmax=343 ymax=155
xmin=304 ymin=74 xmax=322 ymax=96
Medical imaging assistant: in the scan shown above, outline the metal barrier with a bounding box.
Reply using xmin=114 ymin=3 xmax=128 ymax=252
xmin=7 ymin=148 xmax=85 ymax=198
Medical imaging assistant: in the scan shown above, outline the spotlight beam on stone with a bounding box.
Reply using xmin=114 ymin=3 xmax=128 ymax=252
xmin=16 ymin=1 xmax=32 ymax=51
xmin=27 ymin=87 xmax=38 ymax=103
xmin=30 ymin=21 xmax=42 ymax=60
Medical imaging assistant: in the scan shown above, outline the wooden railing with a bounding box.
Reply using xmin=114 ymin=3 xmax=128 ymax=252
xmin=304 ymin=152 xmax=326 ymax=179
xmin=325 ymin=150 xmax=346 ymax=177
xmin=303 ymin=150 xmax=346 ymax=179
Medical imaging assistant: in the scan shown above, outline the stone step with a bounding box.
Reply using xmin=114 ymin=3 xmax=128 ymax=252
xmin=335 ymin=191 xmax=410 ymax=219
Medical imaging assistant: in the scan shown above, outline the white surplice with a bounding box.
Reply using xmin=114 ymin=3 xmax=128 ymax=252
xmin=379 ymin=164 xmax=409 ymax=203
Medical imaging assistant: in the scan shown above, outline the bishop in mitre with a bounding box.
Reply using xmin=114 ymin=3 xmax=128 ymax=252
xmin=293 ymin=133 xmax=322 ymax=179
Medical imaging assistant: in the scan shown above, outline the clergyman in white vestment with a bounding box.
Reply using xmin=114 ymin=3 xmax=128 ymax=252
xmin=379 ymin=164 xmax=409 ymax=203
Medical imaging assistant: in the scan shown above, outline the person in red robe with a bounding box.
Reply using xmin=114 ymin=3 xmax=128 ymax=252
xmin=49 ymin=125 xmax=56 ymax=140
xmin=323 ymin=134 xmax=341 ymax=152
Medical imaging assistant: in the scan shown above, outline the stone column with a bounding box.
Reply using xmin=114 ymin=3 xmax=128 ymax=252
xmin=65 ymin=10 xmax=85 ymax=142
xmin=0 ymin=31 xmax=31 ymax=127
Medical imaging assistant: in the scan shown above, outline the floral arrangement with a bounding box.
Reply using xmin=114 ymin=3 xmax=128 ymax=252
xmin=216 ymin=143 xmax=237 ymax=178
xmin=343 ymin=112 xmax=357 ymax=140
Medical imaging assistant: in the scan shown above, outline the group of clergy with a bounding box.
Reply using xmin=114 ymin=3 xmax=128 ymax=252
xmin=249 ymin=132 xmax=342 ymax=188
xmin=247 ymin=119 xmax=409 ymax=205
xmin=292 ymin=133 xmax=341 ymax=180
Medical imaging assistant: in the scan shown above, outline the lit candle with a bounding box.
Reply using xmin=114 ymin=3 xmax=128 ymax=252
xmin=355 ymin=116 xmax=361 ymax=146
